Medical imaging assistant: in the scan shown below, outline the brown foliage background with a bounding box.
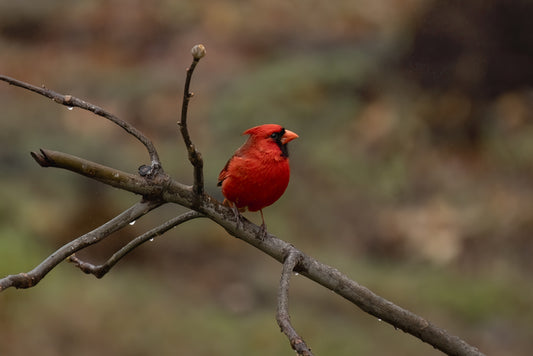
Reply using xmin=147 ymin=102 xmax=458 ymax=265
xmin=1 ymin=1 xmax=532 ymax=355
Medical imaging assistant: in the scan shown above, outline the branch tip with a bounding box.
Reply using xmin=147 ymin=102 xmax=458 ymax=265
xmin=30 ymin=149 xmax=53 ymax=167
xmin=191 ymin=44 xmax=206 ymax=60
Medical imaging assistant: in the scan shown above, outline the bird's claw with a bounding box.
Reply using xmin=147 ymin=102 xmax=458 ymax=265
xmin=258 ymin=222 xmax=268 ymax=240
xmin=231 ymin=204 xmax=244 ymax=230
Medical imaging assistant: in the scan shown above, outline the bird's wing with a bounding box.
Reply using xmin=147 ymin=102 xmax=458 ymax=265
xmin=218 ymin=140 xmax=250 ymax=187
xmin=217 ymin=158 xmax=232 ymax=186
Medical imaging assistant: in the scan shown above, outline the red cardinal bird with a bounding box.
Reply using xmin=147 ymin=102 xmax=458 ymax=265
xmin=218 ymin=124 xmax=299 ymax=234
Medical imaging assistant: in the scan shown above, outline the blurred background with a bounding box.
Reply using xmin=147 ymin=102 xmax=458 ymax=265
xmin=1 ymin=0 xmax=532 ymax=355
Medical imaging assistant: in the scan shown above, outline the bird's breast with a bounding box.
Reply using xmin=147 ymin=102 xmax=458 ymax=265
xmin=221 ymin=155 xmax=291 ymax=212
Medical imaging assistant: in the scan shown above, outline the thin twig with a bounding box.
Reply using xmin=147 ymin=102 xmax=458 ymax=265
xmin=0 ymin=74 xmax=162 ymax=173
xmin=178 ymin=45 xmax=206 ymax=196
xmin=276 ymin=250 xmax=313 ymax=356
xmin=0 ymin=200 xmax=162 ymax=291
xmin=69 ymin=210 xmax=204 ymax=278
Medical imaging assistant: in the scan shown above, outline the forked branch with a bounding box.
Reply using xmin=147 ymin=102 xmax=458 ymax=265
xmin=0 ymin=46 xmax=485 ymax=356
xmin=69 ymin=210 xmax=204 ymax=278
xmin=0 ymin=200 xmax=161 ymax=291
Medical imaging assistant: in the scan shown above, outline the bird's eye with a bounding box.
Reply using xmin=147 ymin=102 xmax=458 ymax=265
xmin=270 ymin=129 xmax=285 ymax=140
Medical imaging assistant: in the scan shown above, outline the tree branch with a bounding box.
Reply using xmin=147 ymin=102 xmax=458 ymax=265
xmin=276 ymin=250 xmax=313 ymax=356
xmin=30 ymin=148 xmax=194 ymax=204
xmin=197 ymin=199 xmax=485 ymax=356
xmin=69 ymin=210 xmax=204 ymax=278
xmin=0 ymin=200 xmax=161 ymax=291
xmin=299 ymin=254 xmax=481 ymax=356
xmin=178 ymin=44 xmax=206 ymax=196
xmin=0 ymin=47 xmax=486 ymax=355
xmin=0 ymin=74 xmax=162 ymax=174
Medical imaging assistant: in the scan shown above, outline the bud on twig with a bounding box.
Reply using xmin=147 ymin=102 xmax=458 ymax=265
xmin=191 ymin=44 xmax=206 ymax=60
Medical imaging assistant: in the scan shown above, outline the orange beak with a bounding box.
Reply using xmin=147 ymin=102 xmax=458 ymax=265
xmin=281 ymin=129 xmax=299 ymax=144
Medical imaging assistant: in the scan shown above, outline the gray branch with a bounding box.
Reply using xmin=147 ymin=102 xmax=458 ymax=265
xmin=69 ymin=210 xmax=204 ymax=278
xmin=0 ymin=74 xmax=162 ymax=173
xmin=276 ymin=250 xmax=313 ymax=356
xmin=0 ymin=200 xmax=161 ymax=291
xmin=178 ymin=44 xmax=206 ymax=196
xmin=0 ymin=45 xmax=485 ymax=355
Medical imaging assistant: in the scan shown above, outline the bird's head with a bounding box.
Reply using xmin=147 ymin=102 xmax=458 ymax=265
xmin=243 ymin=124 xmax=299 ymax=157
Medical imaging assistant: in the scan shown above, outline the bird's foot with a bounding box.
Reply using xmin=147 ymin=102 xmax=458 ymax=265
xmin=258 ymin=222 xmax=268 ymax=240
xmin=256 ymin=209 xmax=268 ymax=240
xmin=231 ymin=204 xmax=244 ymax=230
